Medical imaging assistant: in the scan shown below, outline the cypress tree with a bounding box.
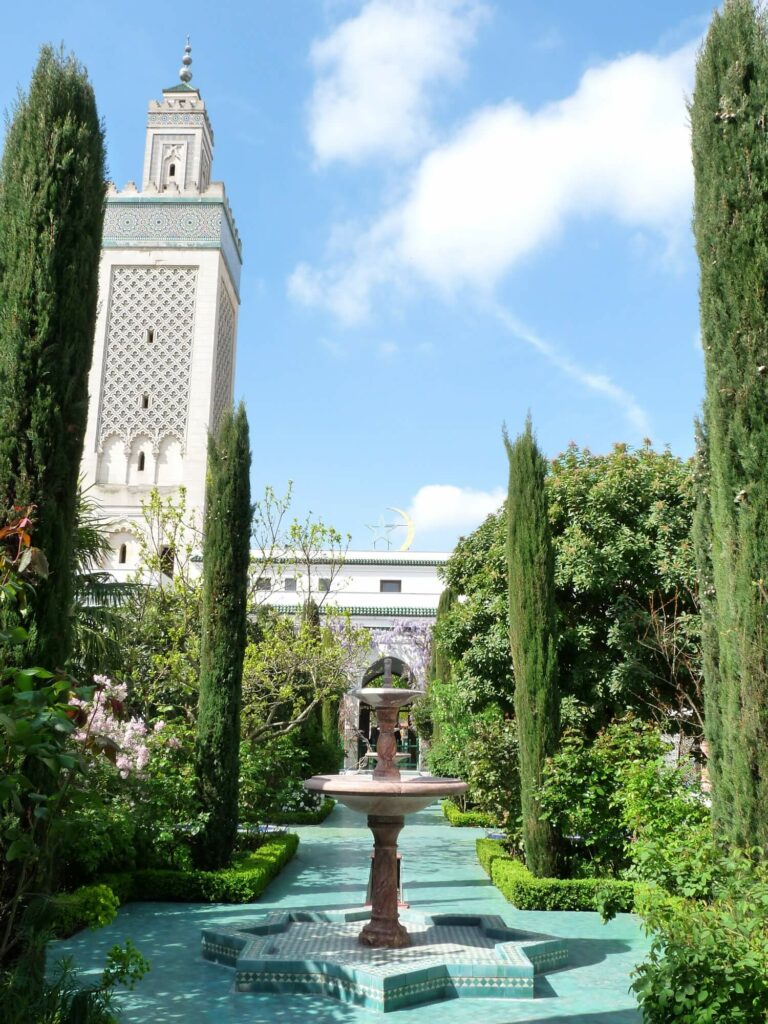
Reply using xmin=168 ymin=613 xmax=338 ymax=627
xmin=504 ymin=419 xmax=559 ymax=877
xmin=429 ymin=586 xmax=456 ymax=687
xmin=692 ymin=0 xmax=768 ymax=845
xmin=0 ymin=46 xmax=106 ymax=669
xmin=193 ymin=404 xmax=252 ymax=870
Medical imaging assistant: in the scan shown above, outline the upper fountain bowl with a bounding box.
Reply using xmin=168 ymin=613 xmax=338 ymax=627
xmin=353 ymin=687 xmax=419 ymax=709
xmin=305 ymin=773 xmax=468 ymax=816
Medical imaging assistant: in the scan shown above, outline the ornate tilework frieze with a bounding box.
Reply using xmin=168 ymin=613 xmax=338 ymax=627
xmin=212 ymin=284 xmax=235 ymax=430
xmin=147 ymin=112 xmax=206 ymax=128
xmin=97 ymin=266 xmax=197 ymax=452
xmin=104 ymin=202 xmax=221 ymax=243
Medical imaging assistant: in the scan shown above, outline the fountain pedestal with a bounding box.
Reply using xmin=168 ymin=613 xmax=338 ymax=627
xmin=305 ymin=685 xmax=468 ymax=950
xmin=360 ymin=814 xmax=409 ymax=948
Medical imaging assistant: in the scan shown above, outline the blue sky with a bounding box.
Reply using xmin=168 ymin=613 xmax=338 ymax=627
xmin=0 ymin=1 xmax=712 ymax=550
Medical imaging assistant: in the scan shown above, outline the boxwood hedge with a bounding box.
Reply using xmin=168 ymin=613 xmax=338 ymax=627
xmin=477 ymin=837 xmax=636 ymax=913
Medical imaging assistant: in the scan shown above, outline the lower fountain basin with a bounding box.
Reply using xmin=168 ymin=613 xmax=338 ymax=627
xmin=304 ymin=773 xmax=468 ymax=816
xmin=202 ymin=909 xmax=569 ymax=1012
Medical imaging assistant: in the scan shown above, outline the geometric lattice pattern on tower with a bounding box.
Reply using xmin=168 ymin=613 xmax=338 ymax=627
xmin=212 ymin=283 xmax=235 ymax=432
xmin=97 ymin=266 xmax=198 ymax=453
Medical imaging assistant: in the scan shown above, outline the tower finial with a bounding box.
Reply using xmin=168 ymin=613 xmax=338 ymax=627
xmin=179 ymin=37 xmax=193 ymax=84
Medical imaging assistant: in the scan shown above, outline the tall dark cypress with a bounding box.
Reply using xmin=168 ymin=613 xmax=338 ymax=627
xmin=429 ymin=586 xmax=456 ymax=687
xmin=692 ymin=0 xmax=768 ymax=845
xmin=193 ymin=404 xmax=252 ymax=870
xmin=504 ymin=419 xmax=559 ymax=877
xmin=0 ymin=46 xmax=106 ymax=669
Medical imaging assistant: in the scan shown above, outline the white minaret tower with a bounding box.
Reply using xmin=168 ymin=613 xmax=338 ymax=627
xmin=81 ymin=41 xmax=242 ymax=573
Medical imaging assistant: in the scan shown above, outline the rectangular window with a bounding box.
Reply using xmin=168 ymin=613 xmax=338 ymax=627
xmin=284 ymin=577 xmax=297 ymax=592
xmin=380 ymin=579 xmax=402 ymax=593
xmin=254 ymin=577 xmax=271 ymax=592
xmin=318 ymin=578 xmax=331 ymax=592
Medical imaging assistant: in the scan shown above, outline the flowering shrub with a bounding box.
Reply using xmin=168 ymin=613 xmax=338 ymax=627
xmin=70 ymin=676 xmax=152 ymax=778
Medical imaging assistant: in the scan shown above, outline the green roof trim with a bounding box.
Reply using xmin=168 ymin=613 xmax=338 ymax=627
xmin=275 ymin=605 xmax=436 ymax=618
xmin=163 ymin=83 xmax=198 ymax=94
xmin=269 ymin=555 xmax=447 ymax=568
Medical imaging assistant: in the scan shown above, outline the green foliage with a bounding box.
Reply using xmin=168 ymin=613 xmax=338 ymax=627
xmin=50 ymin=884 xmax=119 ymax=938
xmin=437 ymin=443 xmax=700 ymax=734
xmin=540 ymin=719 xmax=666 ymax=876
xmin=69 ymin=490 xmax=134 ymax=681
xmin=442 ymin=802 xmax=498 ymax=828
xmin=239 ymin=732 xmax=326 ymax=823
xmin=505 ymin=419 xmax=559 ymax=877
xmin=632 ymin=848 xmax=768 ymax=1023
xmin=476 ymin=838 xmax=509 ymax=875
xmin=242 ymin=611 xmax=367 ymax=742
xmin=263 ymin=798 xmax=335 ymax=826
xmin=0 ymin=46 xmax=106 ymax=669
xmin=0 ymin=517 xmax=102 ymax=966
xmin=692 ymin=0 xmax=768 ymax=848
xmin=477 ymin=840 xmax=637 ymax=913
xmin=0 ymin=939 xmax=148 ymax=1024
xmin=56 ymin=799 xmax=138 ymax=885
xmin=117 ymin=490 xmax=203 ymax=720
xmin=540 ymin=719 xmax=710 ymax=882
xmin=194 ymin=405 xmax=252 ymax=870
xmin=104 ymin=833 xmax=299 ymax=903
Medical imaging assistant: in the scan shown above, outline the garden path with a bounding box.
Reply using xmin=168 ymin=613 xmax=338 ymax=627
xmin=49 ymin=802 xmax=648 ymax=1023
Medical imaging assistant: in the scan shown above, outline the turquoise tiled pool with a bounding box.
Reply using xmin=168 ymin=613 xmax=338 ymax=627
xmin=48 ymin=802 xmax=649 ymax=1022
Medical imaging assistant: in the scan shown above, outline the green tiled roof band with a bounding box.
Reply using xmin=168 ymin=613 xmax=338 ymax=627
xmin=274 ymin=605 xmax=436 ymax=618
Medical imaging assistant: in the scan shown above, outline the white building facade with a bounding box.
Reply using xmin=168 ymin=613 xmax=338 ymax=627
xmin=257 ymin=550 xmax=450 ymax=767
xmin=81 ymin=44 xmax=241 ymax=571
xmin=259 ymin=550 xmax=449 ymax=633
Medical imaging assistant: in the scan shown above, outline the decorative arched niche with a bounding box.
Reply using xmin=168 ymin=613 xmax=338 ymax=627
xmin=128 ymin=435 xmax=154 ymax=484
xmin=97 ymin=435 xmax=127 ymax=485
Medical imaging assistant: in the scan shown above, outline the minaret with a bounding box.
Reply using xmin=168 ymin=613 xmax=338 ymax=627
xmin=81 ymin=42 xmax=242 ymax=573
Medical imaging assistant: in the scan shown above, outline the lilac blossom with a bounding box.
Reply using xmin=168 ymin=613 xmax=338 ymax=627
xmin=70 ymin=675 xmax=155 ymax=779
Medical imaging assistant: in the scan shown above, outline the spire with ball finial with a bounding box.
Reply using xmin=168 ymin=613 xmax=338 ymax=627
xmin=179 ymin=37 xmax=193 ymax=84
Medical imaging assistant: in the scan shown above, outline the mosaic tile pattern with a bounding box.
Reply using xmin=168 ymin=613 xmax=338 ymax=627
xmin=201 ymin=909 xmax=568 ymax=1011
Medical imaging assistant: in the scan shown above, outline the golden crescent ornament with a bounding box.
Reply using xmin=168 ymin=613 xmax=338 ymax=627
xmin=387 ymin=507 xmax=416 ymax=552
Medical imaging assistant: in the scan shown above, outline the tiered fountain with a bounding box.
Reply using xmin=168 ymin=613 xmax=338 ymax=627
xmin=304 ymin=682 xmax=467 ymax=947
xmin=201 ymin=681 xmax=570 ymax=1011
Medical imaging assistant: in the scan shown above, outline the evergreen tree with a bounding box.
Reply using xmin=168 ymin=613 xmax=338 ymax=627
xmin=692 ymin=0 xmax=768 ymax=845
xmin=504 ymin=419 xmax=559 ymax=877
xmin=193 ymin=404 xmax=252 ymax=870
xmin=430 ymin=586 xmax=456 ymax=687
xmin=0 ymin=46 xmax=106 ymax=669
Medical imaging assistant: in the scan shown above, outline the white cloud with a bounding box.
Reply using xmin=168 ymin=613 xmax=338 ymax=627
xmin=490 ymin=303 xmax=652 ymax=437
xmin=293 ymin=39 xmax=696 ymax=315
xmin=308 ymin=0 xmax=485 ymax=165
xmin=407 ymin=483 xmax=505 ymax=534
xmin=378 ymin=340 xmax=399 ymax=357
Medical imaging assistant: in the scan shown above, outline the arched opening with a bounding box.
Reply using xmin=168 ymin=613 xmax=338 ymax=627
xmin=356 ymin=656 xmax=418 ymax=767
xmin=168 ymin=163 xmax=176 ymax=178
xmin=140 ymin=393 xmax=150 ymax=410
xmin=137 ymin=451 xmax=146 ymax=472
xmin=146 ymin=328 xmax=154 ymax=345
xmin=118 ymin=543 xmax=127 ymax=565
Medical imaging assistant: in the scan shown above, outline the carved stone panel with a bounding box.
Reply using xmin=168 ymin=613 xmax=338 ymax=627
xmin=212 ymin=283 xmax=235 ymax=431
xmin=97 ymin=265 xmax=198 ymax=453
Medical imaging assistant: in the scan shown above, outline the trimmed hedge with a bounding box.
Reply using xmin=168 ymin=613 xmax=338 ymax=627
xmin=477 ymin=838 xmax=636 ymax=913
xmin=477 ymin=837 xmax=509 ymax=875
xmin=54 ymin=833 xmax=300 ymax=937
xmin=116 ymin=833 xmax=299 ymax=904
xmin=50 ymin=883 xmax=120 ymax=939
xmin=442 ymin=801 xmax=498 ymax=829
xmin=266 ymin=798 xmax=336 ymax=826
